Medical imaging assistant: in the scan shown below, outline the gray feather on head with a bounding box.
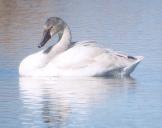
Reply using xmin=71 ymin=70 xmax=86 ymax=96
xmin=45 ymin=17 xmax=65 ymax=35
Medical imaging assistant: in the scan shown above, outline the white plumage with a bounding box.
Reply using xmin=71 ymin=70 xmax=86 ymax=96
xmin=19 ymin=17 xmax=143 ymax=77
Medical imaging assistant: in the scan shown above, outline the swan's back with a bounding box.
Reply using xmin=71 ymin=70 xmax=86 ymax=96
xmin=44 ymin=41 xmax=143 ymax=77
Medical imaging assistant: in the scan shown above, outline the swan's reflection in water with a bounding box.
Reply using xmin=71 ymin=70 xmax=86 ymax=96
xmin=19 ymin=77 xmax=136 ymax=128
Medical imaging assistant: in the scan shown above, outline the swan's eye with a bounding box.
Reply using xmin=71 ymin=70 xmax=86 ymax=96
xmin=50 ymin=26 xmax=53 ymax=29
xmin=50 ymin=27 xmax=57 ymax=36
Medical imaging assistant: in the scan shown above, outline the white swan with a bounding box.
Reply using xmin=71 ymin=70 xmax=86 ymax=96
xmin=19 ymin=17 xmax=143 ymax=77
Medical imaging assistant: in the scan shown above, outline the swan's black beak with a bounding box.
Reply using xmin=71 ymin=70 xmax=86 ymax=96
xmin=38 ymin=29 xmax=51 ymax=48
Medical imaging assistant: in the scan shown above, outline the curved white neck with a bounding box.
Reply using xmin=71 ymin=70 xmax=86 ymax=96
xmin=50 ymin=25 xmax=72 ymax=55
xmin=58 ymin=25 xmax=72 ymax=47
xmin=42 ymin=25 xmax=72 ymax=64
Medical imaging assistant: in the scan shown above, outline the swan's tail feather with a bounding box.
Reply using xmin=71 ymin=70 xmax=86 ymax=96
xmin=123 ymin=56 xmax=144 ymax=76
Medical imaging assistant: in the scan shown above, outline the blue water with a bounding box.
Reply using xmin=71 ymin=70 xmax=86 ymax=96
xmin=0 ymin=0 xmax=162 ymax=128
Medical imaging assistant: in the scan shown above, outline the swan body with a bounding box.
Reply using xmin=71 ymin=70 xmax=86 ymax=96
xmin=19 ymin=17 xmax=143 ymax=77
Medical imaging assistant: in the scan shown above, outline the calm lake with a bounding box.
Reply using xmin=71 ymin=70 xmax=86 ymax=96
xmin=0 ymin=0 xmax=162 ymax=128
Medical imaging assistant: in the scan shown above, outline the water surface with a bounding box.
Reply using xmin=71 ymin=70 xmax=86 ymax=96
xmin=0 ymin=0 xmax=162 ymax=128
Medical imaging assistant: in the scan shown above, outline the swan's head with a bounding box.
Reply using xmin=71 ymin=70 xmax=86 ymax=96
xmin=38 ymin=17 xmax=65 ymax=48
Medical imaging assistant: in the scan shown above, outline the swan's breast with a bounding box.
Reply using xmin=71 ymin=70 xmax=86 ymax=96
xmin=19 ymin=52 xmax=46 ymax=76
